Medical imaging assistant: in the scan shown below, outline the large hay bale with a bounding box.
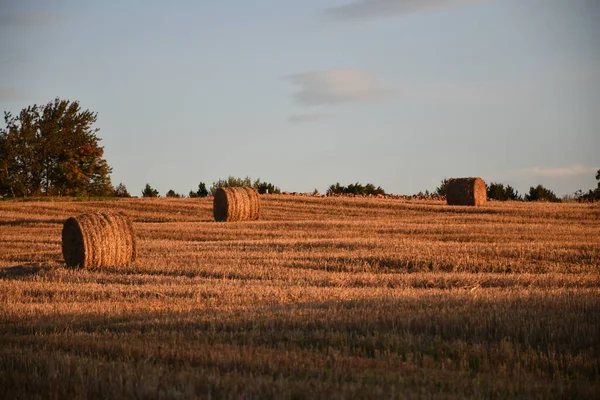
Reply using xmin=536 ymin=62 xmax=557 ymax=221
xmin=446 ymin=177 xmax=487 ymax=206
xmin=62 ymin=211 xmax=137 ymax=268
xmin=213 ymin=187 xmax=260 ymax=222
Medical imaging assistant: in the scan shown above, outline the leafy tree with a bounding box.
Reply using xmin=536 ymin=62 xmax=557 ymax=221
xmin=142 ymin=183 xmax=159 ymax=198
xmin=327 ymin=183 xmax=345 ymax=195
xmin=525 ymin=184 xmax=560 ymax=202
xmin=189 ymin=182 xmax=209 ymax=198
xmin=0 ymin=98 xmax=112 ymax=197
xmin=574 ymin=169 xmax=600 ymax=202
xmin=113 ymin=182 xmax=131 ymax=198
xmin=253 ymin=179 xmax=281 ymax=194
xmin=166 ymin=189 xmax=181 ymax=198
xmin=209 ymin=176 xmax=253 ymax=195
xmin=209 ymin=176 xmax=281 ymax=195
xmin=486 ymin=182 xmax=521 ymax=201
xmin=435 ymin=178 xmax=450 ymax=196
xmin=326 ymin=182 xmax=385 ymax=196
xmin=198 ymin=182 xmax=209 ymax=197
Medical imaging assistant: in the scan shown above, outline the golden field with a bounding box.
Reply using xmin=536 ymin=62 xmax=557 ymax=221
xmin=1 ymin=196 xmax=599 ymax=399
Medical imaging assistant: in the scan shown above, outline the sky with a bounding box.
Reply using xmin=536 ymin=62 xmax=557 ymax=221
xmin=1 ymin=0 xmax=599 ymax=197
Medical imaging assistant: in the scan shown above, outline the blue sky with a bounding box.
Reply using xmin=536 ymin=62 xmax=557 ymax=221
xmin=1 ymin=0 xmax=599 ymax=196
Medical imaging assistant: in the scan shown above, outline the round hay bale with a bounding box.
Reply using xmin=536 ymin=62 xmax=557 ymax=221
xmin=62 ymin=211 xmax=137 ymax=268
xmin=446 ymin=177 xmax=487 ymax=206
xmin=213 ymin=187 xmax=260 ymax=222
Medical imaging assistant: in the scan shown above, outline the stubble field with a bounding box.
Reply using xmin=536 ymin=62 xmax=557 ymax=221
xmin=1 ymin=196 xmax=599 ymax=399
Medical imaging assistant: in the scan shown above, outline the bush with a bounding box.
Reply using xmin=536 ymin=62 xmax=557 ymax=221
xmin=189 ymin=182 xmax=209 ymax=198
xmin=166 ymin=189 xmax=181 ymax=198
xmin=113 ymin=183 xmax=131 ymax=198
xmin=486 ymin=182 xmax=521 ymax=201
xmin=573 ymin=169 xmax=600 ymax=202
xmin=142 ymin=183 xmax=159 ymax=198
xmin=254 ymin=180 xmax=281 ymax=195
xmin=435 ymin=179 xmax=450 ymax=196
xmin=326 ymin=182 xmax=385 ymax=196
xmin=525 ymin=185 xmax=560 ymax=202
xmin=209 ymin=176 xmax=281 ymax=195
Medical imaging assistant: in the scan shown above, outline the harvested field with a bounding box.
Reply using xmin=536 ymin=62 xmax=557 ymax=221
xmin=1 ymin=196 xmax=599 ymax=399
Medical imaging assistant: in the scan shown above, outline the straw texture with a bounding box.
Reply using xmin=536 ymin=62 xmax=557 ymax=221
xmin=62 ymin=211 xmax=137 ymax=268
xmin=213 ymin=187 xmax=260 ymax=222
xmin=446 ymin=177 xmax=487 ymax=206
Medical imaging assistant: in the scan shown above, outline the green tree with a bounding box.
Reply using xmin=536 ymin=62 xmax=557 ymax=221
xmin=113 ymin=182 xmax=131 ymax=198
xmin=0 ymin=98 xmax=112 ymax=197
xmin=253 ymin=179 xmax=281 ymax=194
xmin=209 ymin=176 xmax=281 ymax=195
xmin=326 ymin=182 xmax=385 ymax=196
xmin=166 ymin=189 xmax=181 ymax=198
xmin=189 ymin=182 xmax=209 ymax=198
xmin=575 ymin=169 xmax=600 ymax=202
xmin=525 ymin=184 xmax=560 ymax=202
xmin=327 ymin=182 xmax=345 ymax=195
xmin=486 ymin=182 xmax=521 ymax=201
xmin=435 ymin=178 xmax=450 ymax=196
xmin=142 ymin=183 xmax=159 ymax=198
xmin=209 ymin=176 xmax=253 ymax=195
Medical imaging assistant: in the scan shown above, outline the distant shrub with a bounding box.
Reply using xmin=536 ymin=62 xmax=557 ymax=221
xmin=113 ymin=183 xmax=131 ymax=198
xmin=573 ymin=169 xmax=600 ymax=202
xmin=209 ymin=176 xmax=281 ymax=196
xmin=525 ymin=185 xmax=560 ymax=202
xmin=254 ymin=179 xmax=281 ymax=195
xmin=189 ymin=182 xmax=209 ymax=198
xmin=435 ymin=179 xmax=450 ymax=196
xmin=166 ymin=189 xmax=182 ymax=198
xmin=142 ymin=183 xmax=159 ymax=198
xmin=209 ymin=176 xmax=253 ymax=196
xmin=486 ymin=182 xmax=521 ymax=201
xmin=326 ymin=182 xmax=385 ymax=196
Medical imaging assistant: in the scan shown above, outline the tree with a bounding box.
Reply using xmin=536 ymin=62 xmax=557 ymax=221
xmin=209 ymin=176 xmax=281 ymax=195
xmin=525 ymin=184 xmax=560 ymax=202
xmin=189 ymin=182 xmax=209 ymax=198
xmin=435 ymin=178 xmax=450 ymax=196
xmin=253 ymin=179 xmax=281 ymax=194
xmin=574 ymin=169 xmax=600 ymax=202
xmin=0 ymin=98 xmax=112 ymax=197
xmin=325 ymin=182 xmax=385 ymax=196
xmin=486 ymin=182 xmax=521 ymax=201
xmin=142 ymin=183 xmax=159 ymax=198
xmin=209 ymin=176 xmax=253 ymax=195
xmin=166 ymin=189 xmax=181 ymax=198
xmin=113 ymin=182 xmax=131 ymax=198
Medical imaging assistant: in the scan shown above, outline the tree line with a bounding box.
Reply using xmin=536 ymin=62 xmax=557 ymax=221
xmin=2 ymin=99 xmax=598 ymax=202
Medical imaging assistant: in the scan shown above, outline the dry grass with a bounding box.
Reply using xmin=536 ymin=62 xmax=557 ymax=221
xmin=0 ymin=196 xmax=599 ymax=399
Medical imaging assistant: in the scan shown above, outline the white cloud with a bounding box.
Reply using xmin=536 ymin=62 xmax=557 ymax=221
xmin=288 ymin=113 xmax=332 ymax=123
xmin=324 ymin=0 xmax=481 ymax=20
xmin=520 ymin=164 xmax=599 ymax=178
xmin=284 ymin=69 xmax=388 ymax=106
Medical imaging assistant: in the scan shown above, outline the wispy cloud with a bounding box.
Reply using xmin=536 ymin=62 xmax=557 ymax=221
xmin=0 ymin=87 xmax=36 ymax=103
xmin=288 ymin=113 xmax=332 ymax=123
xmin=0 ymin=12 xmax=63 ymax=27
xmin=324 ymin=0 xmax=481 ymax=21
xmin=284 ymin=69 xmax=389 ymax=106
xmin=519 ymin=164 xmax=598 ymax=178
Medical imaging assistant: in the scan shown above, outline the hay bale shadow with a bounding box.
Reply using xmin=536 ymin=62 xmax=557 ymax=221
xmin=0 ymin=218 xmax=64 ymax=226
xmin=0 ymin=264 xmax=45 ymax=278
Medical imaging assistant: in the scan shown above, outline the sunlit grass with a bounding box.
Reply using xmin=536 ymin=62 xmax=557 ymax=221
xmin=1 ymin=196 xmax=599 ymax=398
